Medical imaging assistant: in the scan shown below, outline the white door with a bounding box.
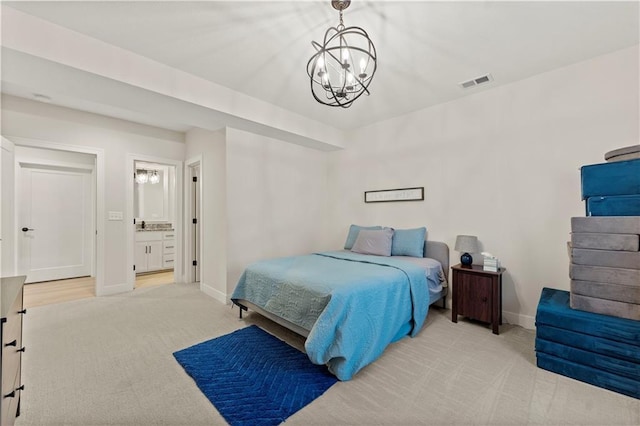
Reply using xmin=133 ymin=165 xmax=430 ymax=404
xmin=18 ymin=165 xmax=93 ymax=283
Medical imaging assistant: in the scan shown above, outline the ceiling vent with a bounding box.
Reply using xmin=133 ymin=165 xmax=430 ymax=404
xmin=459 ymin=73 xmax=493 ymax=89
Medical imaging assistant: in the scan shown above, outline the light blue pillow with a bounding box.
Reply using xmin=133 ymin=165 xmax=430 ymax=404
xmin=344 ymin=224 xmax=382 ymax=250
xmin=351 ymin=229 xmax=394 ymax=256
xmin=391 ymin=227 xmax=427 ymax=257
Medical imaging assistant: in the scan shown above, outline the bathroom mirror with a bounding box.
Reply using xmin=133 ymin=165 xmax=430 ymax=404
xmin=134 ymin=163 xmax=169 ymax=222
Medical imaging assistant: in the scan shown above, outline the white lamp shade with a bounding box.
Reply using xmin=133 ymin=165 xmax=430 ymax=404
xmin=149 ymin=170 xmax=160 ymax=184
xmin=135 ymin=170 xmax=148 ymax=184
xmin=455 ymin=235 xmax=479 ymax=253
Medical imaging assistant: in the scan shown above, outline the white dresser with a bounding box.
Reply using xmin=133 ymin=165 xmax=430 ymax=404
xmin=135 ymin=231 xmax=175 ymax=273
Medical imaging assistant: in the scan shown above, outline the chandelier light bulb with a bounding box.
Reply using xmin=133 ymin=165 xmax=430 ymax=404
xmin=322 ymin=72 xmax=330 ymax=88
xmin=346 ymin=72 xmax=355 ymax=90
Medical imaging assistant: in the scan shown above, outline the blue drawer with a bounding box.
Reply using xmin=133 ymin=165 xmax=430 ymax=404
xmin=586 ymin=195 xmax=640 ymax=216
xmin=581 ymin=159 xmax=640 ymax=200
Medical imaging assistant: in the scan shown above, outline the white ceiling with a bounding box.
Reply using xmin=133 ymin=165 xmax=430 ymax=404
xmin=2 ymin=1 xmax=639 ymax=132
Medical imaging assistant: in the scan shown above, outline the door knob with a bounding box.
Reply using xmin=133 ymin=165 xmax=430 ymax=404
xmin=21 ymin=227 xmax=34 ymax=232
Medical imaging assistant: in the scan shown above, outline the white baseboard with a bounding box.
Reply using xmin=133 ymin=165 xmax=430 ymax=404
xmin=200 ymin=282 xmax=227 ymax=304
xmin=96 ymin=282 xmax=132 ymax=296
xmin=503 ymin=310 xmax=536 ymax=330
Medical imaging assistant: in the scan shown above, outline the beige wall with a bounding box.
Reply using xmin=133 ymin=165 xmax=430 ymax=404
xmin=327 ymin=46 xmax=640 ymax=328
xmin=225 ymin=128 xmax=330 ymax=296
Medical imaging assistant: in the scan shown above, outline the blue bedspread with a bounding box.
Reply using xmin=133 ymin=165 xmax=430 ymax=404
xmin=231 ymin=251 xmax=430 ymax=380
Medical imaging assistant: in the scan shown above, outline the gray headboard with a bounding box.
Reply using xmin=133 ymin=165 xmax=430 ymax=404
xmin=425 ymin=241 xmax=450 ymax=281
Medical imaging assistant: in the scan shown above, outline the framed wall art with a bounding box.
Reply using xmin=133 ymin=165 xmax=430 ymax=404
xmin=364 ymin=187 xmax=424 ymax=203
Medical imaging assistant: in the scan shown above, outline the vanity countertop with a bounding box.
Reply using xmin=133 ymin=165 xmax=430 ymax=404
xmin=136 ymin=228 xmax=174 ymax=232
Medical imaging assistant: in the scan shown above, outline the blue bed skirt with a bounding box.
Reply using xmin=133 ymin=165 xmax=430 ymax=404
xmin=535 ymin=288 xmax=640 ymax=399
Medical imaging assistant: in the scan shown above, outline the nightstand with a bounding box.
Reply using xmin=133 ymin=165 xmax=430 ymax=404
xmin=451 ymin=264 xmax=505 ymax=335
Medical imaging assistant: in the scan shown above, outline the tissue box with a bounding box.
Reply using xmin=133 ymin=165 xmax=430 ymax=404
xmin=483 ymin=257 xmax=500 ymax=272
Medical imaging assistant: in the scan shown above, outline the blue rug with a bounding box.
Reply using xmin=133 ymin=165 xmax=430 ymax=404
xmin=173 ymin=325 xmax=338 ymax=426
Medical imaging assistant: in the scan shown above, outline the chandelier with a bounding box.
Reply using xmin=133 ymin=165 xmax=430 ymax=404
xmin=307 ymin=0 xmax=377 ymax=108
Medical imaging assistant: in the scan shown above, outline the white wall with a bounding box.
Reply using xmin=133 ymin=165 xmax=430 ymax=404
xmin=2 ymin=95 xmax=186 ymax=294
xmin=225 ymin=128 xmax=330 ymax=296
xmin=327 ymin=46 xmax=640 ymax=328
xmin=16 ymin=145 xmax=96 ymax=166
xmin=185 ymin=127 xmax=227 ymax=303
xmin=185 ymin=127 xmax=331 ymax=301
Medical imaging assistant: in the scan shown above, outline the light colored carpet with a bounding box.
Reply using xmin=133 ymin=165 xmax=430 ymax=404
xmin=17 ymin=283 xmax=639 ymax=425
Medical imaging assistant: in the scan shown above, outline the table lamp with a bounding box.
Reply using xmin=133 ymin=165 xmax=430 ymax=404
xmin=455 ymin=235 xmax=479 ymax=266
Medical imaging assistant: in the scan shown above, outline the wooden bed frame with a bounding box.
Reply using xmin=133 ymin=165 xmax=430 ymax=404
xmin=234 ymin=240 xmax=450 ymax=339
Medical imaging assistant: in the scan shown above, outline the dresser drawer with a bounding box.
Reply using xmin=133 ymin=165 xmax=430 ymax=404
xmin=163 ymin=240 xmax=175 ymax=254
xmin=1 ymin=375 xmax=19 ymax=426
xmin=0 ymin=276 xmax=26 ymax=426
xmin=1 ymin=346 xmax=20 ymax=395
xmin=163 ymin=255 xmax=175 ymax=269
xmin=1 ymin=320 xmax=23 ymax=426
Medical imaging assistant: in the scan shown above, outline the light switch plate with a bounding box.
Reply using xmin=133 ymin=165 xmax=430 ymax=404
xmin=108 ymin=211 xmax=123 ymax=221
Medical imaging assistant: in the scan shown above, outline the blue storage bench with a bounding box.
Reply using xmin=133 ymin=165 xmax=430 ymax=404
xmin=581 ymin=159 xmax=640 ymax=200
xmin=586 ymin=195 xmax=640 ymax=217
xmin=535 ymin=287 xmax=640 ymax=399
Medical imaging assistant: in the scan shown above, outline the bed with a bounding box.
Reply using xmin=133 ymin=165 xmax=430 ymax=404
xmin=231 ymin=234 xmax=449 ymax=381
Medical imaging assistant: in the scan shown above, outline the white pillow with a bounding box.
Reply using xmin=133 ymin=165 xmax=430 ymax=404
xmin=351 ymin=229 xmax=394 ymax=256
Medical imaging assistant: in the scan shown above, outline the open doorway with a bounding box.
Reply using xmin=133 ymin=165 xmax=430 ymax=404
xmin=127 ymin=154 xmax=183 ymax=291
xmin=133 ymin=161 xmax=176 ymax=288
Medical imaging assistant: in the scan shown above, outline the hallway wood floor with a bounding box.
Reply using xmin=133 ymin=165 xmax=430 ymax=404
xmin=24 ymin=271 xmax=175 ymax=308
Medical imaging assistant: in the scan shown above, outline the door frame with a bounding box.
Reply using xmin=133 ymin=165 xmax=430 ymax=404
xmin=184 ymin=155 xmax=203 ymax=285
xmin=126 ymin=153 xmax=183 ymax=290
xmin=1 ymin=137 xmax=16 ymax=277
xmin=5 ymin=136 xmax=105 ymax=294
